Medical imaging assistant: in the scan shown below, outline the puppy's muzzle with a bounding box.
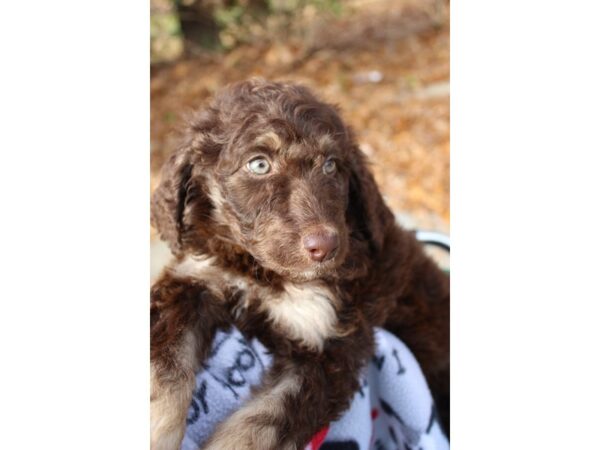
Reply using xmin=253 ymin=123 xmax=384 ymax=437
xmin=302 ymin=227 xmax=339 ymax=262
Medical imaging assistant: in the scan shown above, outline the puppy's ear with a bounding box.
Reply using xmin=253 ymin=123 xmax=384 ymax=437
xmin=347 ymin=145 xmax=395 ymax=254
xmin=152 ymin=107 xmax=224 ymax=256
xmin=151 ymin=147 xmax=195 ymax=256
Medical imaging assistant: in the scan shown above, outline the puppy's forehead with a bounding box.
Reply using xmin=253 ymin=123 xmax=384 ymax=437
xmin=254 ymin=131 xmax=283 ymax=151
xmin=252 ymin=130 xmax=338 ymax=158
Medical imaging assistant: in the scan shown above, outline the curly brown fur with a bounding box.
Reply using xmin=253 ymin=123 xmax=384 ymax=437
xmin=150 ymin=79 xmax=449 ymax=449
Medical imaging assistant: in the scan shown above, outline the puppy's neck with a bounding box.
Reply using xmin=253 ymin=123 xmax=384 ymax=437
xmin=202 ymin=238 xmax=285 ymax=289
xmin=168 ymin=253 xmax=342 ymax=352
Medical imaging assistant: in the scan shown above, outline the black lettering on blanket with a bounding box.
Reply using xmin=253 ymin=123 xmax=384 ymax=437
xmin=391 ymin=348 xmax=406 ymax=375
xmin=373 ymin=439 xmax=386 ymax=450
xmin=202 ymin=333 xmax=269 ymax=400
xmin=206 ymin=369 xmax=241 ymax=399
xmin=320 ymin=441 xmax=359 ymax=450
xmin=187 ymin=380 xmax=209 ymax=425
xmin=425 ymin=403 xmax=437 ymax=434
xmin=226 ymin=349 xmax=256 ymax=386
xmin=357 ymin=377 xmax=368 ymax=398
xmin=380 ymin=398 xmax=406 ymax=426
xmin=380 ymin=398 xmax=422 ymax=446
xmin=372 ymin=354 xmax=385 ymax=370
xmin=209 ymin=329 xmax=233 ymax=357
xmin=403 ymin=444 xmax=424 ymax=450
xmin=236 ymin=337 xmax=266 ymax=371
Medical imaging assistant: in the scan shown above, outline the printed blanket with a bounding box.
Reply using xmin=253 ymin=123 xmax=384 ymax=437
xmin=182 ymin=327 xmax=449 ymax=450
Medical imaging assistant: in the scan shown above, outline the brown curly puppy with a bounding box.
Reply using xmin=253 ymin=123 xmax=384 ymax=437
xmin=150 ymin=79 xmax=449 ymax=450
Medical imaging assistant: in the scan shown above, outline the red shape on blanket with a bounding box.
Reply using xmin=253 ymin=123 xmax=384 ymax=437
xmin=371 ymin=408 xmax=379 ymax=420
xmin=310 ymin=426 xmax=330 ymax=450
xmin=369 ymin=408 xmax=380 ymax=447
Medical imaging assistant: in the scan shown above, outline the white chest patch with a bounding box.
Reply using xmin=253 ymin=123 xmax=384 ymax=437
xmin=170 ymin=255 xmax=216 ymax=279
xmin=263 ymin=283 xmax=338 ymax=351
xmin=169 ymin=257 xmax=338 ymax=351
xmin=169 ymin=255 xmax=249 ymax=292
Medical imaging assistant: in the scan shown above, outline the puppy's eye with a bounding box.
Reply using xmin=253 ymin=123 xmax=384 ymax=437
xmin=323 ymin=158 xmax=337 ymax=175
xmin=247 ymin=157 xmax=271 ymax=175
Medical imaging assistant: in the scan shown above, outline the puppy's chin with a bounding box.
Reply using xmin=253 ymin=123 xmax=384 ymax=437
xmin=265 ymin=256 xmax=344 ymax=283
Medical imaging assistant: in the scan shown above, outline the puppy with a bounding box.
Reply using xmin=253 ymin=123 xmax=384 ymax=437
xmin=150 ymin=79 xmax=449 ymax=450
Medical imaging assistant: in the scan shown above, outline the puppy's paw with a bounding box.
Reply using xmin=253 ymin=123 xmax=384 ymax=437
xmin=150 ymin=392 xmax=188 ymax=450
xmin=150 ymin=363 xmax=195 ymax=450
xmin=202 ymin=422 xmax=294 ymax=450
xmin=150 ymin=426 xmax=185 ymax=450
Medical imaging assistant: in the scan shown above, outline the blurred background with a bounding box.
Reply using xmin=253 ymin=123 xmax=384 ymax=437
xmin=150 ymin=0 xmax=449 ymax=275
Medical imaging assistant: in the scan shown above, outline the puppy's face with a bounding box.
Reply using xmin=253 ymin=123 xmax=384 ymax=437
xmin=152 ymin=80 xmax=391 ymax=282
xmin=211 ymin=126 xmax=351 ymax=281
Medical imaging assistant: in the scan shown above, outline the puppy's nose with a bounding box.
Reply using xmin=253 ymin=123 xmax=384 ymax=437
xmin=302 ymin=230 xmax=339 ymax=262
